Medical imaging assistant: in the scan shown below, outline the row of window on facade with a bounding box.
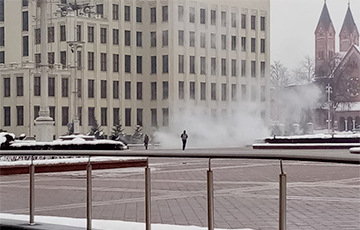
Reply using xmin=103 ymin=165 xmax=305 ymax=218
xmin=3 ymin=77 xmax=266 ymax=102
xmin=2 ymin=105 xmax=169 ymax=129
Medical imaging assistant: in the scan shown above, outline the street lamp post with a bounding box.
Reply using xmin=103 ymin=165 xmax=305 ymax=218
xmin=325 ymin=84 xmax=332 ymax=133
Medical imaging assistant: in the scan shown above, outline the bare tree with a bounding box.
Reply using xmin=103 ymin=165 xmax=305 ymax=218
xmin=293 ymin=56 xmax=315 ymax=84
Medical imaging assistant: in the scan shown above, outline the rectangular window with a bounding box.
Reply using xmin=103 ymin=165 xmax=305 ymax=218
xmin=178 ymin=55 xmax=184 ymax=73
xmin=251 ymin=85 xmax=256 ymax=101
xmin=22 ymin=11 xmax=28 ymax=31
xmin=4 ymin=107 xmax=10 ymax=126
xmin=96 ymin=4 xmax=103 ymax=16
xmin=211 ymin=57 xmax=216 ymax=75
xmin=62 ymin=78 xmax=68 ymax=97
xmin=137 ymin=82 xmax=143 ymax=100
xmin=48 ymin=77 xmax=55 ymax=97
xmin=241 ymin=37 xmax=246 ymax=51
xmin=190 ymin=82 xmax=195 ymax=100
xmin=200 ymin=82 xmax=206 ymax=100
xmin=211 ymin=34 xmax=216 ymax=49
xmin=211 ymin=83 xmax=216 ymax=100
xmin=88 ymin=79 xmax=94 ymax=98
xmin=17 ymin=77 xmax=23 ymax=97
xmin=251 ymin=61 xmax=256 ymax=77
xmin=34 ymin=76 xmax=41 ymax=96
xmin=49 ymin=106 xmax=55 ymax=122
xmin=151 ymin=56 xmax=157 ymax=74
xmin=151 ymin=109 xmax=157 ymax=126
xmin=113 ymin=54 xmax=119 ymax=72
xmin=200 ymin=33 xmax=206 ymax=48
xmin=124 ymin=5 xmax=130 ymax=21
xmin=231 ymin=13 xmax=236 ymax=28
xmin=35 ymin=28 xmax=41 ymax=44
xmin=125 ymin=55 xmax=131 ymax=73
xmin=137 ymin=31 xmax=142 ymax=47
xmin=60 ymin=25 xmax=66 ymax=41
xmin=231 ymin=84 xmax=236 ymax=101
xmin=178 ymin=5 xmax=184 ymax=21
xmin=113 ymin=81 xmax=119 ymax=99
xmin=22 ymin=0 xmax=28 ymax=7
xmin=4 ymin=77 xmax=10 ymax=97
xmin=125 ymin=81 xmax=131 ymax=99
xmin=162 ymin=30 xmax=168 ymax=46
xmin=100 ymin=28 xmax=107 ymax=44
xmin=151 ymin=32 xmax=156 ymax=47
xmin=221 ymin=83 xmax=227 ymax=101
xmin=261 ymin=62 xmax=265 ymax=78
xmin=113 ymin=108 xmax=119 ymax=126
xmin=35 ymin=53 xmax=41 ymax=66
xmin=190 ymin=31 xmax=195 ymax=47
xmin=136 ymin=7 xmax=142 ymax=22
xmin=77 ymin=79 xmax=81 ymax=97
xmin=211 ymin=10 xmax=216 ymax=25
xmin=88 ymin=26 xmax=94 ymax=42
xmin=23 ymin=36 xmax=29 ymax=56
xmin=251 ymin=38 xmax=256 ymax=52
xmin=101 ymin=80 xmax=106 ymax=98
xmin=137 ymin=108 xmax=143 ymax=126
xmin=78 ymin=107 xmax=82 ymax=126
xmin=189 ymin=7 xmax=195 ymax=23
xmin=113 ymin=4 xmax=119 ymax=20
xmin=151 ymin=82 xmax=157 ymax=100
xmin=162 ymin=6 xmax=168 ymax=22
xmin=190 ymin=56 xmax=195 ymax=74
xmin=60 ymin=51 xmax=66 ymax=68
xmin=101 ymin=108 xmax=107 ymax=126
xmin=76 ymin=25 xmax=81 ymax=41
xmin=162 ymin=55 xmax=168 ymax=73
xmin=0 ymin=0 xmax=4 ymax=22
xmin=137 ymin=56 xmax=142 ymax=74
xmin=261 ymin=86 xmax=266 ymax=102
xmin=241 ymin=14 xmax=246 ymax=29
xmin=251 ymin=15 xmax=256 ymax=30
xmin=231 ymin=36 xmax=236 ymax=50
xmin=231 ymin=59 xmax=237 ymax=77
xmin=48 ymin=27 xmax=54 ymax=43
xmin=125 ymin=30 xmax=130 ymax=46
xmin=221 ymin=11 xmax=226 ymax=26
xmin=88 ymin=52 xmax=94 ymax=70
xmin=162 ymin=108 xmax=169 ymax=126
xmin=241 ymin=84 xmax=247 ymax=100
xmin=62 ymin=107 xmax=69 ymax=126
xmin=88 ymin=107 xmax=95 ymax=126
xmin=261 ymin=39 xmax=265 ymax=53
xmin=163 ymin=81 xmax=168 ymax=99
xmin=178 ymin=30 xmax=184 ymax=46
xmin=113 ymin=29 xmax=119 ymax=45
xmin=100 ymin=53 xmax=107 ymax=71
xmin=221 ymin=35 xmax=226 ymax=50
xmin=200 ymin=8 xmax=205 ymax=24
xmin=151 ymin=7 xmax=156 ymax=23
xmin=200 ymin=57 xmax=206 ymax=75
xmin=178 ymin=81 xmax=184 ymax=99
xmin=34 ymin=106 xmax=40 ymax=120
xmin=77 ymin=51 xmax=81 ymax=68
xmin=260 ymin=16 xmax=265 ymax=31
xmin=221 ymin=58 xmax=226 ymax=76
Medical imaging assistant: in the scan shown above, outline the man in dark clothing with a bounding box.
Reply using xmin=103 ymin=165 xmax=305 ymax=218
xmin=181 ymin=130 xmax=188 ymax=150
xmin=144 ymin=134 xmax=149 ymax=150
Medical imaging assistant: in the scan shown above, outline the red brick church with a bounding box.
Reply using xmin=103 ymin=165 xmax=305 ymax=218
xmin=314 ymin=1 xmax=360 ymax=131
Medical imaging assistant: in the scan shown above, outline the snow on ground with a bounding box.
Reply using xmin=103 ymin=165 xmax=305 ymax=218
xmin=0 ymin=213 xmax=253 ymax=230
xmin=349 ymin=147 xmax=360 ymax=154
xmin=267 ymin=131 xmax=360 ymax=139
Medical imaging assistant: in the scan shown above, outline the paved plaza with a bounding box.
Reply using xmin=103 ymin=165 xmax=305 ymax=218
xmin=0 ymin=148 xmax=360 ymax=229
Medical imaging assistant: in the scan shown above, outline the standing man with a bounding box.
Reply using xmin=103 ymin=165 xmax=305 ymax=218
xmin=181 ymin=130 xmax=188 ymax=150
xmin=144 ymin=134 xmax=149 ymax=150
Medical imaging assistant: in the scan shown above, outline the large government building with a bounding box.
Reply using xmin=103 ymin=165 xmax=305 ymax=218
xmin=0 ymin=0 xmax=270 ymax=139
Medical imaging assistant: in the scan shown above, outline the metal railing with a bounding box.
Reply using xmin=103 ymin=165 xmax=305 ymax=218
xmin=1 ymin=149 xmax=359 ymax=230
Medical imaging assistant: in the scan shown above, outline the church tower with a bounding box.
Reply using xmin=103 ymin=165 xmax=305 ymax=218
xmin=339 ymin=3 xmax=359 ymax=52
xmin=315 ymin=1 xmax=336 ymax=77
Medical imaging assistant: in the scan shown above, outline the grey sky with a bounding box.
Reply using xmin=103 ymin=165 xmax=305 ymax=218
xmin=271 ymin=0 xmax=360 ymax=69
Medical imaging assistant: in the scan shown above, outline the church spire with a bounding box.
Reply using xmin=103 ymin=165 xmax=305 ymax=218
xmin=339 ymin=3 xmax=359 ymax=52
xmin=315 ymin=1 xmax=333 ymax=32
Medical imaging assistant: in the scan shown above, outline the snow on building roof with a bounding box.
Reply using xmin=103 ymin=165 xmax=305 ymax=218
xmin=336 ymin=102 xmax=360 ymax=111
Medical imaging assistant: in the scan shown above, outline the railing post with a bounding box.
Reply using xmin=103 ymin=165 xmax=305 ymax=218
xmin=207 ymin=159 xmax=214 ymax=230
xmin=145 ymin=160 xmax=151 ymax=230
xmin=29 ymin=156 xmax=35 ymax=225
xmin=87 ymin=157 xmax=92 ymax=230
xmin=279 ymin=160 xmax=286 ymax=230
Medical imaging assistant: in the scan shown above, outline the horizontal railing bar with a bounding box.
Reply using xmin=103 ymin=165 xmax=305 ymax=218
xmin=1 ymin=149 xmax=359 ymax=165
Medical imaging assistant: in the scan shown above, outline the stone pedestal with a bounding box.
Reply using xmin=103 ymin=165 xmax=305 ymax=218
xmin=307 ymin=122 xmax=314 ymax=134
xmin=292 ymin=123 xmax=300 ymax=135
xmin=73 ymin=119 xmax=80 ymax=135
xmin=34 ymin=107 xmax=54 ymax=142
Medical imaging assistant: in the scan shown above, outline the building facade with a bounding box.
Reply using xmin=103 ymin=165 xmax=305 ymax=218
xmin=0 ymin=0 xmax=270 ymax=138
